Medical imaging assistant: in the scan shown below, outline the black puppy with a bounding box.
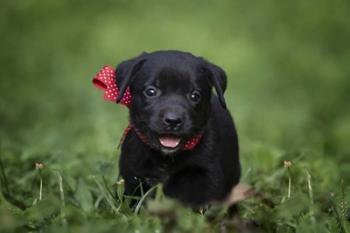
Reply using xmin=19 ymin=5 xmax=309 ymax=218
xmin=117 ymin=51 xmax=240 ymax=207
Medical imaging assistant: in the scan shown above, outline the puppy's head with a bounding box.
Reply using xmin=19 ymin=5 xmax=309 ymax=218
xmin=116 ymin=51 xmax=227 ymax=154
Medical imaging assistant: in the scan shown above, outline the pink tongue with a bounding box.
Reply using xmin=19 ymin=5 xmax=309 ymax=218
xmin=159 ymin=136 xmax=180 ymax=148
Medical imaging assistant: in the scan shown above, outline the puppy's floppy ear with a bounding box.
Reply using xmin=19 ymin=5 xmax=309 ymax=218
xmin=203 ymin=61 xmax=228 ymax=109
xmin=115 ymin=54 xmax=147 ymax=103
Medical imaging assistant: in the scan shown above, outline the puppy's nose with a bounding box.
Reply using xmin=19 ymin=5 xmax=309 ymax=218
xmin=163 ymin=112 xmax=183 ymax=131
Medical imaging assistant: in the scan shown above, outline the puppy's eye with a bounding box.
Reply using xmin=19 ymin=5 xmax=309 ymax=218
xmin=189 ymin=90 xmax=201 ymax=103
xmin=143 ymin=86 xmax=159 ymax=98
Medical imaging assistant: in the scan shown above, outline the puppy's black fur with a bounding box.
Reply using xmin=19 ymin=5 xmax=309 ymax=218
xmin=118 ymin=51 xmax=240 ymax=207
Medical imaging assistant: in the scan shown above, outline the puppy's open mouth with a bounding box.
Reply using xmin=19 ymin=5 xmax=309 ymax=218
xmin=158 ymin=136 xmax=181 ymax=148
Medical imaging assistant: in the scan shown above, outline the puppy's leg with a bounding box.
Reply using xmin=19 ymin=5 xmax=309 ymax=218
xmin=124 ymin=176 xmax=142 ymax=196
xmin=123 ymin=175 xmax=158 ymax=207
xmin=163 ymin=167 xmax=222 ymax=207
xmin=122 ymin=175 xmax=145 ymax=207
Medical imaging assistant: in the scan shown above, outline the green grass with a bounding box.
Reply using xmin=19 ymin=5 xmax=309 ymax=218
xmin=1 ymin=0 xmax=350 ymax=232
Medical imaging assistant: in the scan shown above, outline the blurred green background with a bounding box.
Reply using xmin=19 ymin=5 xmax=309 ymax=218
xmin=1 ymin=0 xmax=350 ymax=232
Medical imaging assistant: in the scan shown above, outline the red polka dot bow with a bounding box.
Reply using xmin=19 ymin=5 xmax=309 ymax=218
xmin=92 ymin=65 xmax=132 ymax=107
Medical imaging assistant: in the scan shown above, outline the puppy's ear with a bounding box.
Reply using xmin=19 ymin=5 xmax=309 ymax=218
xmin=116 ymin=54 xmax=147 ymax=103
xmin=203 ymin=62 xmax=227 ymax=109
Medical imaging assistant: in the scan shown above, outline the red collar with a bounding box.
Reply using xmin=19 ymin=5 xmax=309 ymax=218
xmin=119 ymin=124 xmax=203 ymax=151
xmin=93 ymin=65 xmax=203 ymax=151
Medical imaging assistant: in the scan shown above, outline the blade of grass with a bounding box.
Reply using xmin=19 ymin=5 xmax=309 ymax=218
xmin=91 ymin=175 xmax=120 ymax=214
xmin=134 ymin=184 xmax=159 ymax=215
xmin=306 ymin=170 xmax=316 ymax=225
xmin=57 ymin=171 xmax=67 ymax=227
xmin=0 ymin=155 xmax=10 ymax=195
